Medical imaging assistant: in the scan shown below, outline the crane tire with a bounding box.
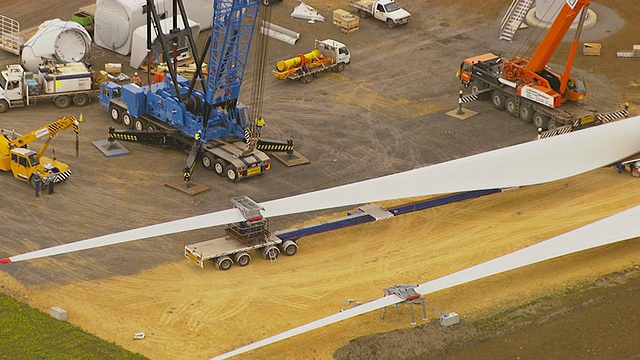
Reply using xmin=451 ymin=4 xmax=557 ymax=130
xmin=505 ymin=97 xmax=517 ymax=116
xmin=122 ymin=113 xmax=133 ymax=128
xmin=533 ymin=112 xmax=550 ymax=130
xmin=225 ymin=164 xmax=239 ymax=182
xmin=519 ymin=105 xmax=534 ymax=123
xmin=213 ymin=159 xmax=226 ymax=176
xmin=133 ymin=118 xmax=145 ymax=131
xmin=491 ymin=91 xmax=506 ymax=110
xmin=110 ymin=105 xmax=122 ymax=123
xmin=202 ymin=152 xmax=216 ymax=171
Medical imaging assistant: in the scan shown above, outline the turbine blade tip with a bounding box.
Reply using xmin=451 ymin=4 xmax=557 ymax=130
xmin=0 ymin=258 xmax=11 ymax=264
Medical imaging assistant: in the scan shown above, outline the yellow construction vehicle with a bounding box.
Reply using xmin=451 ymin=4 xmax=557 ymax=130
xmin=0 ymin=116 xmax=79 ymax=187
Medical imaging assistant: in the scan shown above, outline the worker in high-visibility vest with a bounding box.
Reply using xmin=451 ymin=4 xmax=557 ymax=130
xmin=255 ymin=117 xmax=265 ymax=135
xmin=195 ymin=130 xmax=203 ymax=151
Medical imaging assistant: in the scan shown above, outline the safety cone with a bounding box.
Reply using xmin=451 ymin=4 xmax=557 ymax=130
xmin=78 ymin=113 xmax=84 ymax=123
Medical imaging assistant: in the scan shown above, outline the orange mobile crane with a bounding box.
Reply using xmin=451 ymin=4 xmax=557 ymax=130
xmin=457 ymin=0 xmax=627 ymax=132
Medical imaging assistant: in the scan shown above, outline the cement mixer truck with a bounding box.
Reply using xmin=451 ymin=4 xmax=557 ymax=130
xmin=274 ymin=39 xmax=350 ymax=83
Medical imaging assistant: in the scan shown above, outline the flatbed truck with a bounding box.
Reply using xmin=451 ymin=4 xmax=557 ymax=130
xmin=274 ymin=39 xmax=350 ymax=83
xmin=184 ymin=196 xmax=297 ymax=269
xmin=0 ymin=62 xmax=98 ymax=113
xmin=185 ymin=190 xmax=502 ymax=270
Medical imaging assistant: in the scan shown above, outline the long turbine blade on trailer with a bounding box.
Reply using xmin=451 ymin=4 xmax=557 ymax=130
xmin=212 ymin=205 xmax=640 ymax=359
xmin=2 ymin=116 xmax=640 ymax=263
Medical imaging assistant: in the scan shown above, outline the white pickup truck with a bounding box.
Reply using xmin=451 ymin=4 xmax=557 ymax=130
xmin=351 ymin=0 xmax=411 ymax=28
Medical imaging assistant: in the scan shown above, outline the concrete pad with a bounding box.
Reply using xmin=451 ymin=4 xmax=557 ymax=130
xmin=271 ymin=150 xmax=310 ymax=167
xmin=92 ymin=139 xmax=130 ymax=157
xmin=165 ymin=179 xmax=210 ymax=196
xmin=446 ymin=108 xmax=477 ymax=120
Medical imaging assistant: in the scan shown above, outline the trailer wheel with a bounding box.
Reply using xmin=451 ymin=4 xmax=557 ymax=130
xmin=54 ymin=95 xmax=71 ymax=109
xmin=519 ymin=105 xmax=533 ymax=123
xmin=235 ymin=252 xmax=251 ymax=267
xmin=533 ymin=112 xmax=550 ymax=130
xmin=213 ymin=159 xmax=226 ymax=176
xmin=280 ymin=240 xmax=298 ymax=256
xmin=300 ymin=74 xmax=313 ymax=84
xmin=73 ymin=94 xmax=89 ymax=107
xmin=122 ymin=113 xmax=133 ymax=128
xmin=470 ymin=83 xmax=485 ymax=94
xmin=491 ymin=91 xmax=506 ymax=110
xmin=505 ymin=97 xmax=517 ymax=116
xmin=0 ymin=100 xmax=7 ymax=113
xmin=262 ymin=246 xmax=280 ymax=259
xmin=547 ymin=119 xmax=558 ymax=131
xmin=386 ymin=19 xmax=396 ymax=28
xmin=201 ymin=152 xmax=216 ymax=171
xmin=225 ymin=164 xmax=239 ymax=182
xmin=110 ymin=105 xmax=122 ymax=123
xmin=146 ymin=124 xmax=156 ymax=131
xmin=215 ymin=256 xmax=233 ymax=271
xmin=333 ymin=63 xmax=345 ymax=73
xmin=133 ymin=118 xmax=145 ymax=131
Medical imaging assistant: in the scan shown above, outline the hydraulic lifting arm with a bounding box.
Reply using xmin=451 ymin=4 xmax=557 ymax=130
xmin=525 ymin=0 xmax=590 ymax=72
xmin=9 ymin=116 xmax=80 ymax=157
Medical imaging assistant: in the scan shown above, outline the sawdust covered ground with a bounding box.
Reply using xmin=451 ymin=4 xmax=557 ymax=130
xmin=12 ymin=169 xmax=640 ymax=360
xmin=0 ymin=1 xmax=640 ymax=360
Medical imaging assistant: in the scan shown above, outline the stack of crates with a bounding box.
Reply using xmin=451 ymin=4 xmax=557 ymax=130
xmin=333 ymin=9 xmax=359 ymax=34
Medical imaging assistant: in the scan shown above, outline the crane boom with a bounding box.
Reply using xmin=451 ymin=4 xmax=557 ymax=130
xmin=526 ymin=0 xmax=590 ymax=72
xmin=8 ymin=116 xmax=80 ymax=149
xmin=206 ymin=0 xmax=259 ymax=107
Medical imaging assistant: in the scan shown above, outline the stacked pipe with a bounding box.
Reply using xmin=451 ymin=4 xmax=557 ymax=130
xmin=276 ymin=49 xmax=322 ymax=71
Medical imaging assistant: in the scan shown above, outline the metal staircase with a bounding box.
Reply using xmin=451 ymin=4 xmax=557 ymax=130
xmin=499 ymin=0 xmax=533 ymax=42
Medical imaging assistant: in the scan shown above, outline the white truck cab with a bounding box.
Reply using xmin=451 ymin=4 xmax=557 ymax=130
xmin=352 ymin=0 xmax=411 ymax=28
xmin=0 ymin=65 xmax=26 ymax=103
xmin=317 ymin=39 xmax=351 ymax=66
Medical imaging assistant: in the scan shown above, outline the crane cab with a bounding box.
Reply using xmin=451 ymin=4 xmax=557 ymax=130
xmin=10 ymin=147 xmax=47 ymax=184
xmin=9 ymin=147 xmax=70 ymax=186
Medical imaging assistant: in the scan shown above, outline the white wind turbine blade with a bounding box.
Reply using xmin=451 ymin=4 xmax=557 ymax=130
xmin=2 ymin=116 xmax=640 ymax=263
xmin=211 ymin=294 xmax=403 ymax=360
xmin=212 ymin=205 xmax=640 ymax=359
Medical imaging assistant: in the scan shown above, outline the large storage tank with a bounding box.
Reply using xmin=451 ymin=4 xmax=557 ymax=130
xmin=528 ymin=0 xmax=596 ymax=29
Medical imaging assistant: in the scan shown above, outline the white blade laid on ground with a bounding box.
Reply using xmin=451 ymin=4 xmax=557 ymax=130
xmin=211 ymin=295 xmax=403 ymax=360
xmin=3 ymin=116 xmax=640 ymax=263
xmin=213 ymin=205 xmax=640 ymax=359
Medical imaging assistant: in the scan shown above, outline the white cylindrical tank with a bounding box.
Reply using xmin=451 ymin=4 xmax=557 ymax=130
xmin=532 ymin=0 xmax=594 ymax=28
xmin=94 ymin=0 xmax=173 ymax=55
xmin=21 ymin=19 xmax=92 ymax=73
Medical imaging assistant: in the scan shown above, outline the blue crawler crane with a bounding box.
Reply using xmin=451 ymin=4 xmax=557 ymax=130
xmin=99 ymin=0 xmax=293 ymax=182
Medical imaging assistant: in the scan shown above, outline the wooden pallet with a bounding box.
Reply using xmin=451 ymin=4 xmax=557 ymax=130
xmin=341 ymin=26 xmax=359 ymax=34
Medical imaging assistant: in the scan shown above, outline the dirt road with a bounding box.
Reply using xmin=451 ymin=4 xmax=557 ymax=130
xmin=0 ymin=0 xmax=639 ymax=359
